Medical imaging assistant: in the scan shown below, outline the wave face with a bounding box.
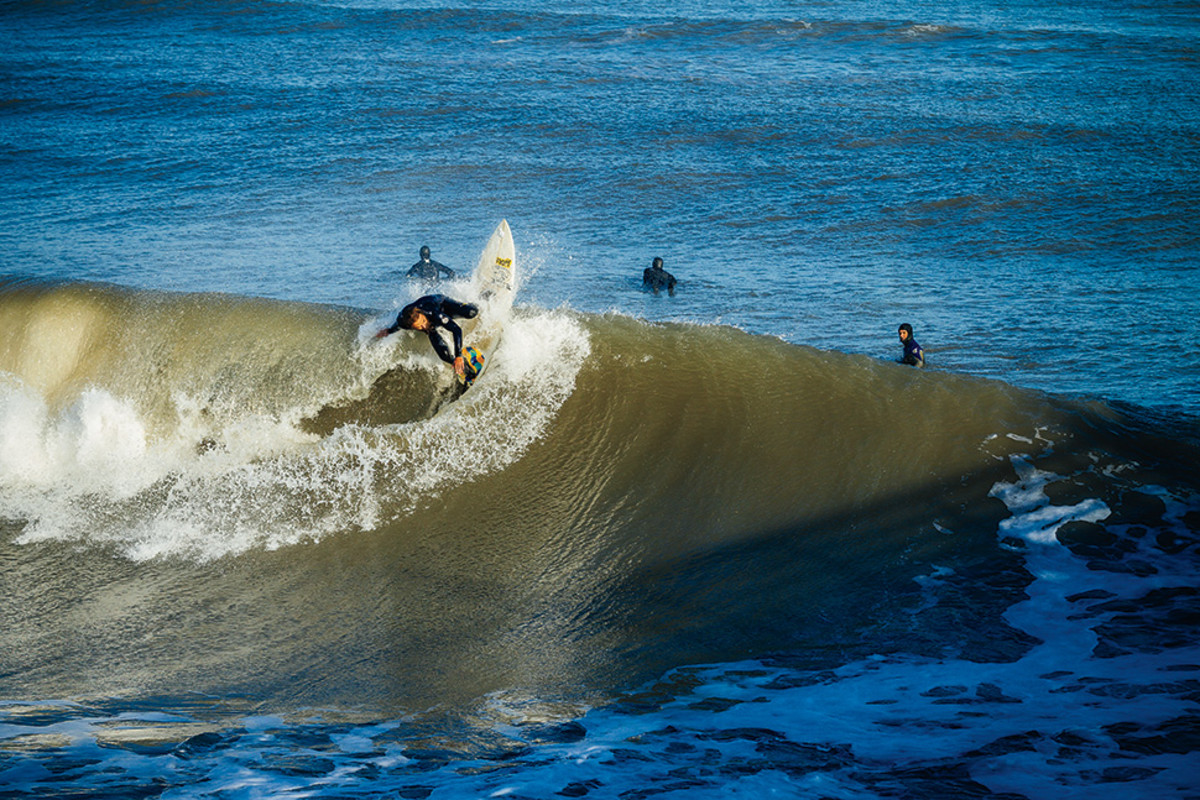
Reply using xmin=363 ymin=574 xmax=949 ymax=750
xmin=1 ymin=276 xmax=1054 ymax=564
xmin=8 ymin=278 xmax=1195 ymax=717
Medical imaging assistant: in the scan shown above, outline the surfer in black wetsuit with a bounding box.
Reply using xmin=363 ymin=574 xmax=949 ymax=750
xmin=642 ymin=257 xmax=677 ymax=296
xmin=376 ymin=294 xmax=479 ymax=379
xmin=898 ymin=323 xmax=925 ymax=367
xmin=406 ymin=245 xmax=455 ymax=283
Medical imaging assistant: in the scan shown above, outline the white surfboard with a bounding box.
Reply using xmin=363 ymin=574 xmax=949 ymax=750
xmin=472 ymin=218 xmax=516 ymax=306
xmin=458 ymin=219 xmax=515 ymax=388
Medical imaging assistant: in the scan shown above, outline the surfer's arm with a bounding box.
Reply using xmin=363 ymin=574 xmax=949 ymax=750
xmin=375 ymin=314 xmax=402 ymax=338
xmin=442 ymin=319 xmax=468 ymax=376
xmin=445 ymin=318 xmax=464 ymax=356
xmin=436 ymin=262 xmax=455 ymax=279
xmin=427 ymin=321 xmax=463 ymax=366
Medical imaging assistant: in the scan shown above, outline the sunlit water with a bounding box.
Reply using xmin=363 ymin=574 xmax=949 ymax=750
xmin=1 ymin=1 xmax=1198 ymax=797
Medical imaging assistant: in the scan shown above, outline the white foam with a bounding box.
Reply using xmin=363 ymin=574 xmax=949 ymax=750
xmin=990 ymin=456 xmax=1111 ymax=549
xmin=0 ymin=307 xmax=590 ymax=562
xmin=0 ymin=380 xmax=181 ymax=508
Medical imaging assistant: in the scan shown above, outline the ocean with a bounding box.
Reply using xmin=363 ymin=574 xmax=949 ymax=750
xmin=1 ymin=1 xmax=1198 ymax=798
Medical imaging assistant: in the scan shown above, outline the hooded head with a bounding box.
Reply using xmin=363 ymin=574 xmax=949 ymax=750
xmin=652 ymin=257 xmax=664 ymax=269
xmin=898 ymin=323 xmax=914 ymax=342
xmin=419 ymin=245 xmax=431 ymax=260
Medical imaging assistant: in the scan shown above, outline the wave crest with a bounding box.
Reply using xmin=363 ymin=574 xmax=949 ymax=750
xmin=0 ymin=280 xmax=590 ymax=560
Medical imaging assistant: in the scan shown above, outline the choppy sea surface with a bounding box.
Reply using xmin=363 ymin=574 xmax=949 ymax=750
xmin=2 ymin=1 xmax=1198 ymax=798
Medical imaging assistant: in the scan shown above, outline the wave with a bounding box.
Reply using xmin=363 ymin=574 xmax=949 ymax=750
xmin=1 ymin=277 xmax=1195 ymax=567
xmin=5 ymin=277 xmax=1200 ymax=715
xmin=0 ymin=277 xmax=587 ymax=559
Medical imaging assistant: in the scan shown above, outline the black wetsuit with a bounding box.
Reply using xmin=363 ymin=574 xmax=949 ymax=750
xmin=406 ymin=258 xmax=455 ymax=282
xmin=901 ymin=337 xmax=925 ymax=367
xmin=642 ymin=265 xmax=676 ymax=295
xmin=383 ymin=294 xmax=478 ymax=365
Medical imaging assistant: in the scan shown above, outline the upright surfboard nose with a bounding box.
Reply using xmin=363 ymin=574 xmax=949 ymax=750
xmin=474 ymin=219 xmax=515 ymax=297
xmin=453 ymin=220 xmax=516 ymax=396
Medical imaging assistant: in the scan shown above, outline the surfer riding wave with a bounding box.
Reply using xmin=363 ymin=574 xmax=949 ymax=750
xmin=376 ymin=294 xmax=479 ymax=380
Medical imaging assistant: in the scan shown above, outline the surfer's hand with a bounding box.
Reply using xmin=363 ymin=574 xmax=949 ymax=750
xmin=454 ymin=356 xmax=466 ymax=377
xmin=374 ymin=329 xmax=388 ymax=339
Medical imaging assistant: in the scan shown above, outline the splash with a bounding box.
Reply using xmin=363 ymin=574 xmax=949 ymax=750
xmin=0 ymin=281 xmax=590 ymax=560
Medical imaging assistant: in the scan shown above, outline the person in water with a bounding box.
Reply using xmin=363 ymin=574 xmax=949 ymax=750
xmin=376 ymin=294 xmax=479 ymax=379
xmin=406 ymin=245 xmax=455 ymax=282
xmin=898 ymin=323 xmax=925 ymax=367
xmin=642 ymin=256 xmax=677 ymax=296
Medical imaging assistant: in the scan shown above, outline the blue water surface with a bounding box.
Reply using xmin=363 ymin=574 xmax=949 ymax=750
xmin=3 ymin=0 xmax=1198 ymax=412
